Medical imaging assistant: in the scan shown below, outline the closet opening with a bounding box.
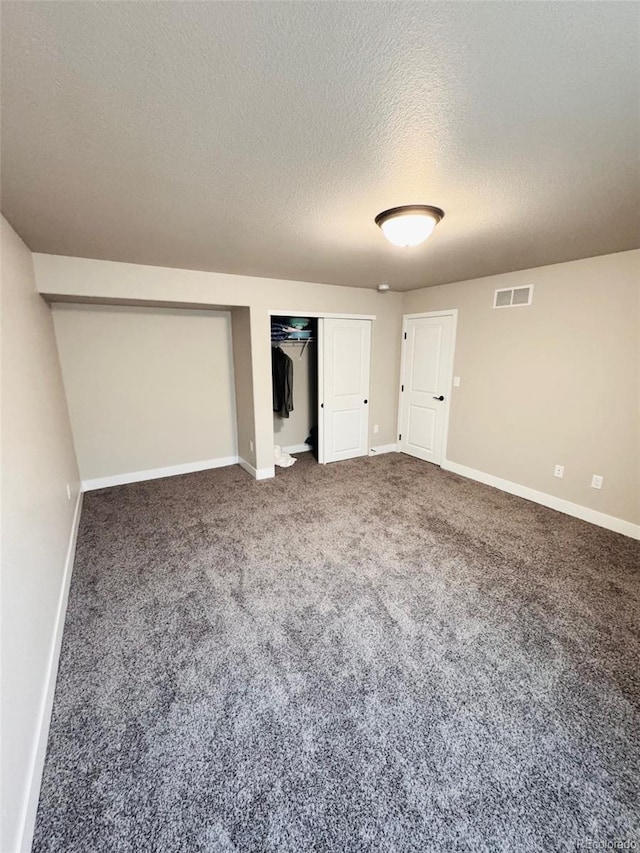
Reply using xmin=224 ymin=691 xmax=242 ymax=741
xmin=271 ymin=316 xmax=319 ymax=469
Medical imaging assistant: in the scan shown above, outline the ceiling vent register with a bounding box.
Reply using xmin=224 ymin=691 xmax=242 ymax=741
xmin=493 ymin=285 xmax=534 ymax=308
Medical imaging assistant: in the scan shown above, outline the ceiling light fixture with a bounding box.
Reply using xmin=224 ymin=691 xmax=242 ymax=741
xmin=375 ymin=205 xmax=445 ymax=248
xmin=377 ymin=283 xmax=391 ymax=292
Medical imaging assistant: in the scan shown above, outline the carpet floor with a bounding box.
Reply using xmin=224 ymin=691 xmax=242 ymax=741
xmin=33 ymin=453 xmax=640 ymax=852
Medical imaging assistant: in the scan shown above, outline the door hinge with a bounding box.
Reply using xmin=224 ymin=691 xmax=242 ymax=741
xmin=401 ymin=384 xmax=404 ymax=392
xmin=404 ymin=332 xmax=407 ymax=340
xmin=398 ymin=433 xmax=402 ymax=441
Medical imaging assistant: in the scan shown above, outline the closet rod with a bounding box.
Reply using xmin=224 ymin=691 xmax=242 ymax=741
xmin=271 ymin=339 xmax=315 ymax=358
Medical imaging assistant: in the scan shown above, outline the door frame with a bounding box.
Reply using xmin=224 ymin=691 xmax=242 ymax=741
xmin=268 ymin=310 xmax=376 ymax=465
xmin=317 ymin=318 xmax=324 ymax=463
xmin=397 ymin=310 xmax=458 ymax=466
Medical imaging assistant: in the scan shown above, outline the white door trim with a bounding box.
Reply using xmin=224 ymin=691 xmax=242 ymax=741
xmin=397 ymin=310 xmax=458 ymax=465
xmin=269 ymin=312 xmax=375 ymax=465
xmin=269 ymin=310 xmax=376 ymax=320
xmin=317 ymin=317 xmax=325 ymax=463
xmin=402 ymin=310 xmax=457 ymax=320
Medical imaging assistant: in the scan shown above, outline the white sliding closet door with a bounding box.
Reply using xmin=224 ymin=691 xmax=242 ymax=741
xmin=321 ymin=318 xmax=371 ymax=463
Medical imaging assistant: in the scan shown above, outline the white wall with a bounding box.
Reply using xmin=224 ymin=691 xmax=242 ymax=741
xmin=1 ymin=217 xmax=81 ymax=853
xmin=51 ymin=304 xmax=238 ymax=484
xmin=404 ymin=250 xmax=640 ymax=528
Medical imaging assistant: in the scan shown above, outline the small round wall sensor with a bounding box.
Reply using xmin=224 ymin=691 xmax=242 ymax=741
xmin=377 ymin=283 xmax=391 ymax=292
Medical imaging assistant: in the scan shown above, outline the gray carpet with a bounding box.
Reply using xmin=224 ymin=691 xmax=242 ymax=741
xmin=33 ymin=453 xmax=640 ymax=852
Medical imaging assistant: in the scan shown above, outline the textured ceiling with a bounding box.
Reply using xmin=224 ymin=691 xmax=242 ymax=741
xmin=1 ymin=2 xmax=639 ymax=291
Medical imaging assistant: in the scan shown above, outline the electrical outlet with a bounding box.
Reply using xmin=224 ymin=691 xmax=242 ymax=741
xmin=373 ymin=424 xmax=379 ymax=434
xmin=66 ymin=483 xmax=72 ymax=501
xmin=554 ymin=465 xmax=564 ymax=479
xmin=453 ymin=376 xmax=461 ymax=387
xmin=591 ymin=474 xmax=603 ymax=490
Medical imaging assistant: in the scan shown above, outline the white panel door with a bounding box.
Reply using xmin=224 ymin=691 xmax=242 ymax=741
xmin=322 ymin=318 xmax=371 ymax=463
xmin=399 ymin=314 xmax=454 ymax=465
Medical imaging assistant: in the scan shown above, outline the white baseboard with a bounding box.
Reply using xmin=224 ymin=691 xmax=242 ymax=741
xmin=442 ymin=459 xmax=640 ymax=540
xmin=282 ymin=443 xmax=311 ymax=454
xmin=17 ymin=489 xmax=83 ymax=853
xmin=369 ymin=443 xmax=399 ymax=456
xmin=82 ymin=456 xmax=239 ymax=491
xmin=238 ymin=458 xmax=275 ymax=481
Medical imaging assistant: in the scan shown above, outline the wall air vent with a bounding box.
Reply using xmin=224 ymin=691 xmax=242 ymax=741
xmin=493 ymin=285 xmax=533 ymax=308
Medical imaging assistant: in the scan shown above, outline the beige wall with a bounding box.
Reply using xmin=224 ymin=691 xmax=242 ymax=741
xmin=1 ymin=217 xmax=80 ymax=852
xmin=231 ymin=307 xmax=256 ymax=467
xmin=34 ymin=255 xmax=404 ymax=471
xmin=404 ymin=250 xmax=640 ymax=525
xmin=7 ymin=238 xmax=635 ymax=853
xmin=273 ymin=342 xmax=316 ymax=450
xmin=51 ymin=304 xmax=237 ymax=482
xmin=32 ymin=250 xmax=639 ymax=523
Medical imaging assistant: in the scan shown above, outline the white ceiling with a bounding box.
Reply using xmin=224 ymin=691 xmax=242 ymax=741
xmin=2 ymin=2 xmax=639 ymax=291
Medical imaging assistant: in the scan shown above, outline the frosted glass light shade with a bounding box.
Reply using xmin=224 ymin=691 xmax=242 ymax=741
xmin=375 ymin=205 xmax=444 ymax=247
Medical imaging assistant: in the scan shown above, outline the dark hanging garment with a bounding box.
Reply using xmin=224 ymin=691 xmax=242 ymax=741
xmin=272 ymin=346 xmax=294 ymax=418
